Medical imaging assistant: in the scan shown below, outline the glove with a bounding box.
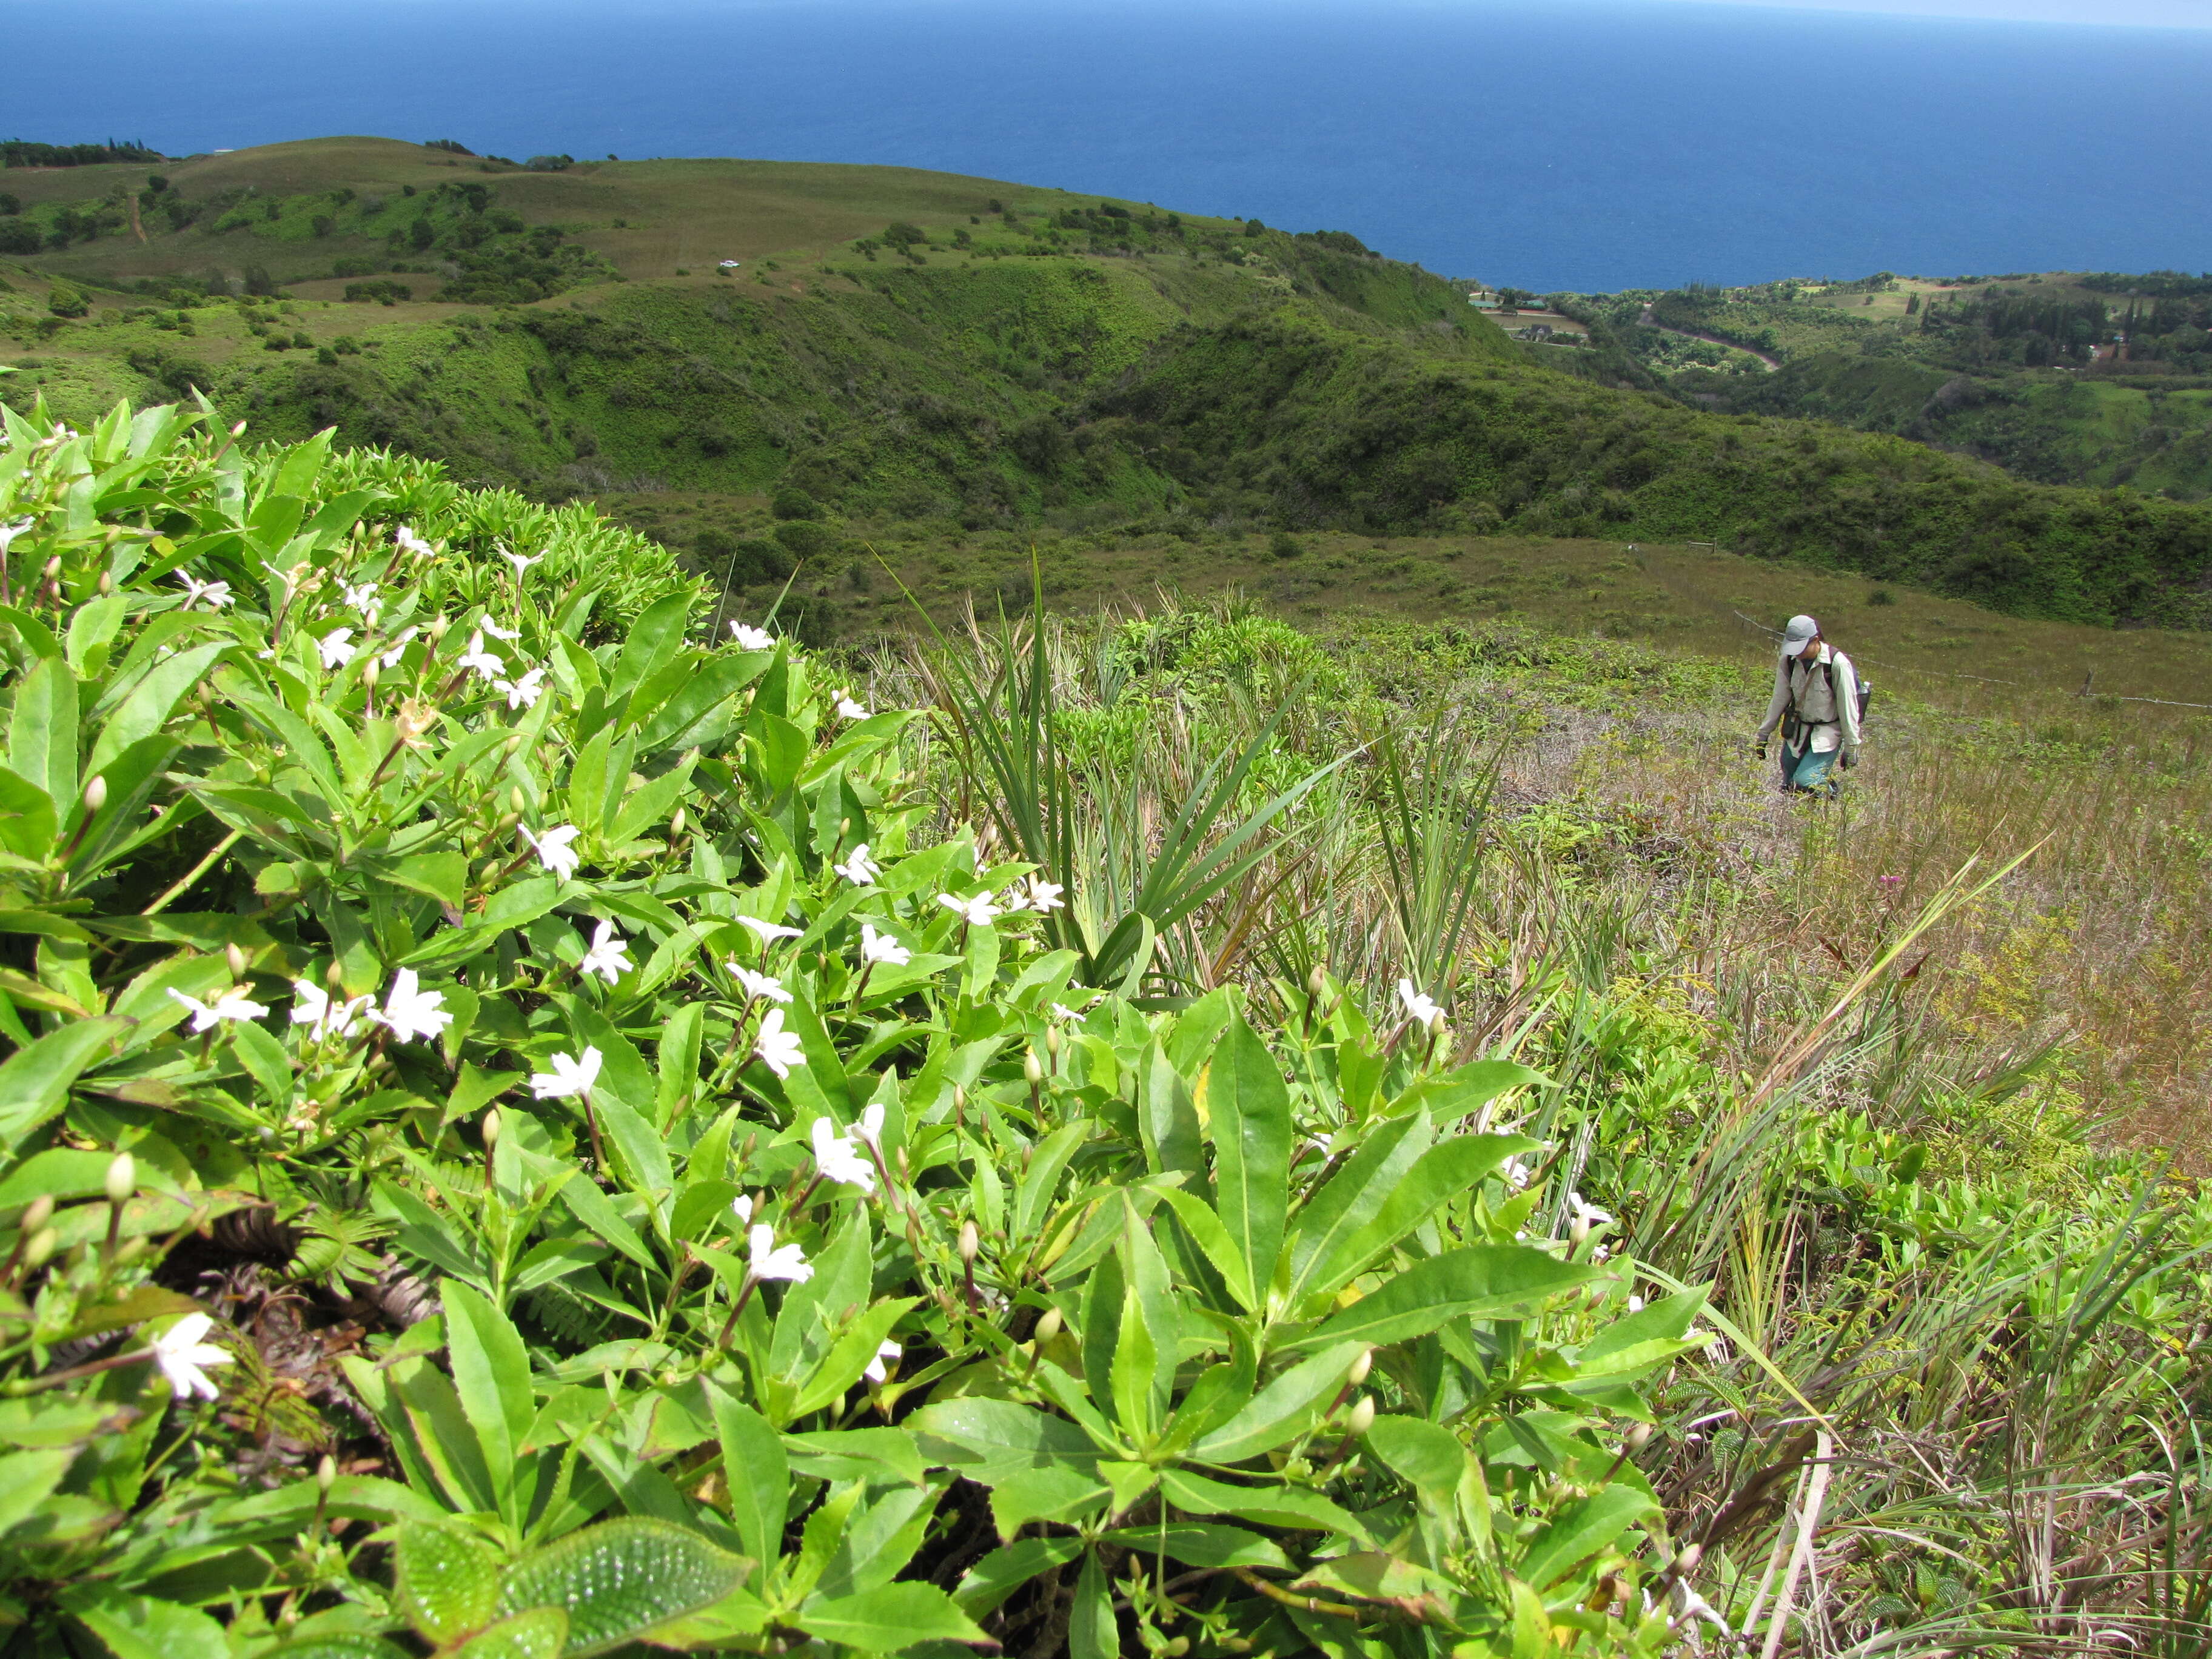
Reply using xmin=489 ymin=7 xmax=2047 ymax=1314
xmin=1840 ymin=751 xmax=1857 ymax=771
xmin=1755 ymin=741 xmax=1768 ymax=762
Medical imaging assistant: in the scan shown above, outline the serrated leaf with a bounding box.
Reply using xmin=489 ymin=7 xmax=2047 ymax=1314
xmin=1516 ymin=1484 xmax=1657 ymax=1590
xmin=1199 ymin=1016 xmax=1290 ymax=1301
xmin=394 ymin=1520 xmax=505 ymax=1645
xmin=494 ymin=1517 xmax=748 ymax=1657
xmin=1191 ymin=1341 xmax=1364 ymax=1465
xmin=706 ymin=1385 xmax=786 ymax=1576
xmin=58 ymin=1586 xmax=227 ymax=1659
xmin=452 ymin=1607 xmax=569 ymax=1659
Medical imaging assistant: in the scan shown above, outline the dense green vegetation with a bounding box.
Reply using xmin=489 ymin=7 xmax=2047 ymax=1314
xmin=0 ymin=396 xmax=2203 ymax=1657
xmin=1570 ymin=272 xmax=2212 ymax=501
xmin=16 ymin=140 xmax=2212 ymax=624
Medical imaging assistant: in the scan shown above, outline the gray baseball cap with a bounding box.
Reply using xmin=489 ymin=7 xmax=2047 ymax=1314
xmin=1780 ymin=614 xmax=1819 ymax=654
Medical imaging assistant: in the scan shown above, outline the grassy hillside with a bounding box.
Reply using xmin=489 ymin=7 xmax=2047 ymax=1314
xmin=14 ymin=139 xmax=2212 ymax=627
xmin=1569 ymin=270 xmax=2212 ymax=500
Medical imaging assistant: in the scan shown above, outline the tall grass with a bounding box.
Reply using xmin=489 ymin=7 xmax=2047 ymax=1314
xmin=868 ymin=591 xmax=2212 ymax=1647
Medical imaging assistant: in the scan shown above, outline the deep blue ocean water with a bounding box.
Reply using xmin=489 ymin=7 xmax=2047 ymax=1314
xmin=13 ymin=0 xmax=2212 ymax=292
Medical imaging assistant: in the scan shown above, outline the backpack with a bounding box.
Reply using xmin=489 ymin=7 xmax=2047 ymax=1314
xmin=1786 ymin=656 xmax=1872 ymax=740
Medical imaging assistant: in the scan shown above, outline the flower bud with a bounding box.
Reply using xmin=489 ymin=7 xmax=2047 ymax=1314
xmin=1033 ymin=1306 xmax=1062 ymax=1343
xmin=482 ymin=1108 xmax=501 ymax=1150
xmin=104 ymin=1151 xmax=136 ymax=1207
xmin=1344 ymin=1395 xmax=1375 ymax=1438
xmin=1045 ymin=1027 xmax=1061 ymax=1060
xmin=98 ymin=569 xmax=112 ymax=595
xmin=326 ymin=960 xmax=346 ymax=988
xmin=1570 ymin=1216 xmax=1591 ymax=1248
xmin=1346 ymin=1347 xmax=1373 ymax=1387
xmin=22 ymin=1227 xmax=57 ymax=1270
xmin=511 ymin=785 xmax=527 ymax=814
xmin=226 ymin=941 xmax=249 ymax=980
xmin=959 ymin=1219 xmax=979 ymax=1264
xmin=428 ymin=614 xmax=451 ymax=643
xmin=20 ymin=1195 xmax=53 ymax=1235
xmin=1307 ymin=962 xmax=1327 ymax=999
xmin=1626 ymin=1421 xmax=1654 ymax=1452
xmin=42 ymin=556 xmax=60 ymax=580
xmin=114 ymin=1235 xmax=146 ymax=1265
xmin=361 ymin=657 xmax=380 ymax=690
xmin=670 ymin=806 xmax=686 ymax=837
xmin=82 ymin=774 xmax=107 ymax=814
xmin=1024 ymin=1051 xmax=1043 ymax=1087
xmin=366 ymin=1051 xmax=390 ymax=1074
xmin=1673 ymin=1543 xmax=1703 ymax=1576
xmin=317 ymin=1453 xmax=337 ymax=1493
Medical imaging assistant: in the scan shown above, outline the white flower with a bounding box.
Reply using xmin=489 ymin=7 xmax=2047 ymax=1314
xmin=853 ymin=1101 xmax=886 ymax=1147
xmin=167 ymin=986 xmax=270 ymax=1032
xmin=577 ymin=920 xmax=633 ymax=985
xmin=937 ymin=891 xmax=1001 ymax=927
xmin=502 ymin=549 xmax=543 ymax=580
xmin=1396 ymin=978 xmax=1443 ymax=1028
xmin=752 ymin=1007 xmax=805 ymax=1079
xmin=730 ymin=1193 xmax=754 ymax=1225
xmin=729 ymin=964 xmax=791 ymax=1004
xmin=833 ymin=842 xmax=880 ymax=886
xmin=0 ymin=521 xmax=32 ymax=559
xmin=378 ymin=625 xmax=420 ymax=669
xmin=859 ymin=923 xmax=910 ymax=967
xmin=149 ymin=1313 xmax=233 ymax=1402
xmin=729 ymin=622 xmax=774 ymax=650
xmin=342 ymin=580 xmax=379 ymax=613
xmin=175 ymin=572 xmax=233 ymax=611
xmin=374 ymin=968 xmax=452 ymax=1044
xmin=531 ymin=1046 xmax=603 ymax=1100
xmin=523 ymin=823 xmax=581 ymax=881
xmin=810 ymin=1116 xmax=876 ymax=1192
xmin=455 ymin=632 xmax=506 ymax=680
xmin=394 ymin=525 xmax=434 ymax=558
xmin=1627 ymin=1294 xmax=1646 ymax=1314
xmin=1050 ymin=1002 xmax=1082 ymax=1023
xmin=317 ymin=628 xmax=358 ymax=670
xmin=1305 ymin=1132 xmax=1335 ymax=1160
xmin=748 ymin=1223 xmax=812 ymax=1284
xmin=863 ymin=1338 xmax=901 ymax=1383
xmin=736 ymin=914 xmax=803 ymax=944
xmin=494 ymin=666 xmax=548 ymax=710
xmin=835 ymin=693 xmax=870 ymax=721
xmin=481 ymin=618 xmax=521 ymax=642
xmin=1567 ymin=1191 xmax=1614 ymax=1228
xmin=1021 ymin=876 xmax=1065 ymax=913
xmin=1501 ymin=1156 xmax=1532 ymax=1191
xmin=289 ymin=979 xmax=372 ymax=1040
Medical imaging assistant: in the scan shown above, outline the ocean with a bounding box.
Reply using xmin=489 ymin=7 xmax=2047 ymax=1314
xmin=13 ymin=0 xmax=2212 ymax=292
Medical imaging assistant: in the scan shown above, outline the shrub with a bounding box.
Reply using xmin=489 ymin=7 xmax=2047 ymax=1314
xmin=1268 ymin=528 xmax=1303 ymax=558
xmin=1868 ymin=585 xmax=1896 ymax=605
xmin=773 ymin=518 xmax=833 ymax=559
xmin=45 ymin=285 xmax=88 ymax=319
xmin=0 ymin=220 xmax=35 ymax=255
xmin=344 ymin=280 xmax=413 ymax=305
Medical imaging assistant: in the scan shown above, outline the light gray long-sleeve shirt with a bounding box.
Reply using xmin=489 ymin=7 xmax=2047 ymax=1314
xmin=1756 ymin=645 xmax=1861 ymax=756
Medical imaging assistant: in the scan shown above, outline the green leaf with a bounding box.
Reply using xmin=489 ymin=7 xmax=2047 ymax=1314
xmin=394 ymin=1520 xmax=506 ymax=1646
xmin=495 ymin=1517 xmax=749 ymax=1658
xmin=384 ymin=851 xmax=469 ymax=909
xmin=441 ymin=1284 xmax=535 ymax=1513
xmin=1515 ymin=1484 xmax=1657 ymax=1590
xmin=1099 ymin=1523 xmax=1291 ymax=1569
xmin=1573 ymin=1289 xmax=1708 ymax=1380
xmin=987 ymin=1464 xmax=1111 ymax=1540
xmin=0 ymin=1016 xmax=128 ymax=1155
xmin=9 ymin=654 xmax=77 ymax=816
xmin=1198 ymin=1016 xmax=1290 ymax=1298
xmin=451 ymin=1609 xmax=569 ymax=1659
xmin=797 ymin=1582 xmax=990 ymax=1654
xmin=87 ymin=642 xmax=224 ymax=779
xmin=59 ymin=1587 xmax=229 ymax=1659
xmin=1364 ymin=1415 xmax=1468 ymax=1506
xmin=1159 ymin=1468 xmax=1370 ymax=1543
xmin=1156 ymin=1185 xmax=1256 ymax=1313
xmin=706 ymin=1384 xmax=788 ymax=1575
xmin=0 ymin=1447 xmax=76 ymax=1537
xmin=954 ymin=1536 xmax=1086 ymax=1616
xmin=1068 ymin=1549 xmax=1117 ymax=1659
xmin=1293 ymin=1246 xmax=1597 ymax=1352
xmin=229 ymin=1017 xmax=292 ymax=1105
xmin=1192 ymin=1341 xmax=1364 ymax=1465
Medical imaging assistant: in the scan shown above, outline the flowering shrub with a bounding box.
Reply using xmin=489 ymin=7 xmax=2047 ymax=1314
xmin=0 ymin=399 xmax=1718 ymax=1657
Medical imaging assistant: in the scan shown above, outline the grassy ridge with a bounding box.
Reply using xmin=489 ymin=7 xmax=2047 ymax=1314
xmin=15 ymin=139 xmax=2212 ymax=625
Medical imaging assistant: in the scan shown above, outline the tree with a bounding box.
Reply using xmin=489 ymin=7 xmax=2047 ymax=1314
xmin=409 ymin=218 xmax=435 ymax=250
xmin=0 ymin=221 xmax=37 ymax=255
xmin=771 ymin=485 xmax=818 ymax=520
xmin=243 ymin=266 xmax=278 ymax=297
xmin=47 ymin=286 xmax=89 ymax=319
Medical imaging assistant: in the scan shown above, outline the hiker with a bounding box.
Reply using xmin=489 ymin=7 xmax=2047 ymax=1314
xmin=1755 ymin=614 xmax=1862 ymax=796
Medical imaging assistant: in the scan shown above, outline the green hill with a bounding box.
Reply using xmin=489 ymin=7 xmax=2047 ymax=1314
xmin=11 ymin=139 xmax=2212 ymax=627
xmin=1569 ymin=270 xmax=2212 ymax=501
